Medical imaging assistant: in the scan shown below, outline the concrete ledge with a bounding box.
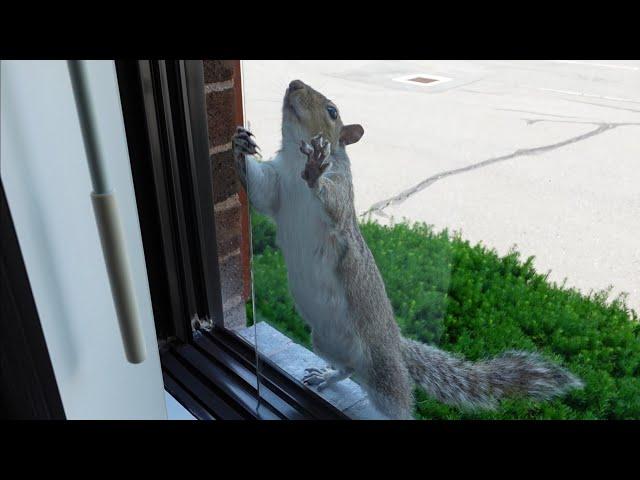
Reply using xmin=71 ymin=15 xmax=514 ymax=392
xmin=237 ymin=322 xmax=382 ymax=419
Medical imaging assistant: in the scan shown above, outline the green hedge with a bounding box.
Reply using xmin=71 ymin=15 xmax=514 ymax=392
xmin=248 ymin=211 xmax=640 ymax=419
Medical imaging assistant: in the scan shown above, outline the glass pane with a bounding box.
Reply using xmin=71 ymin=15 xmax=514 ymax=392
xmin=241 ymin=60 xmax=640 ymax=420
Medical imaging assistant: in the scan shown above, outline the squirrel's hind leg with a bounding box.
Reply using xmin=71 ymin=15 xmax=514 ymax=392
xmin=361 ymin=353 xmax=414 ymax=420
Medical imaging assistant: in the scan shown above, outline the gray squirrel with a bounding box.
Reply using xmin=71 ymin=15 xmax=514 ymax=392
xmin=232 ymin=79 xmax=583 ymax=419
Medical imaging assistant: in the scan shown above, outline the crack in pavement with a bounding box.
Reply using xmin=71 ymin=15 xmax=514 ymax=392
xmin=561 ymin=98 xmax=640 ymax=114
xmin=361 ymin=120 xmax=640 ymax=218
xmin=495 ymin=108 xmax=590 ymax=120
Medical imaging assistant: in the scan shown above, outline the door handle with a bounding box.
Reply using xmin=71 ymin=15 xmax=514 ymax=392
xmin=68 ymin=60 xmax=146 ymax=364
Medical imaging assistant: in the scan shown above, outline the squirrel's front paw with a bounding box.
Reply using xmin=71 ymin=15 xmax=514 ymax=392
xmin=300 ymin=133 xmax=331 ymax=189
xmin=232 ymin=126 xmax=260 ymax=159
xmin=232 ymin=126 xmax=260 ymax=187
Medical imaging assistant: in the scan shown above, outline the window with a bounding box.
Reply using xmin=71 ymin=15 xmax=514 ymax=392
xmin=116 ymin=60 xmax=346 ymax=420
xmin=241 ymin=60 xmax=640 ymax=420
xmin=114 ymin=60 xmax=640 ymax=421
xmin=3 ymin=59 xmax=638 ymax=421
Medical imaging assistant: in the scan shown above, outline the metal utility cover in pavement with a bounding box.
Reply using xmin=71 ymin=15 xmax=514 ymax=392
xmin=393 ymin=73 xmax=453 ymax=87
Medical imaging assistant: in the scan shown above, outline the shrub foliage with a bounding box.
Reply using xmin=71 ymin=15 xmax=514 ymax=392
xmin=249 ymin=211 xmax=640 ymax=419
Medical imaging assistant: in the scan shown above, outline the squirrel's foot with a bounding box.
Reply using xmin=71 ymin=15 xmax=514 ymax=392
xmin=303 ymin=366 xmax=351 ymax=391
xmin=300 ymin=133 xmax=331 ymax=189
xmin=303 ymin=367 xmax=336 ymax=390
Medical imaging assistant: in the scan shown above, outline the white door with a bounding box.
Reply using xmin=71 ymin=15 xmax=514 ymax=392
xmin=1 ymin=60 xmax=167 ymax=419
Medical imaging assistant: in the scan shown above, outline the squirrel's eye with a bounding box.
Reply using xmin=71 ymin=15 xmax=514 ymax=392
xmin=327 ymin=106 xmax=338 ymax=120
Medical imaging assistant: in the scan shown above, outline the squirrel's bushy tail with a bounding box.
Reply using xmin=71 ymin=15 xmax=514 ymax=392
xmin=400 ymin=337 xmax=583 ymax=410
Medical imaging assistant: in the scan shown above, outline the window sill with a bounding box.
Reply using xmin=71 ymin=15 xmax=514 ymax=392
xmin=237 ymin=322 xmax=382 ymax=420
xmin=165 ymin=390 xmax=196 ymax=420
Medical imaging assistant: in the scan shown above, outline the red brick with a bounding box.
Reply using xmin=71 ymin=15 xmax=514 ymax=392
xmin=223 ymin=301 xmax=247 ymax=331
xmin=216 ymin=249 xmax=247 ymax=330
xmin=218 ymin=250 xmax=244 ymax=307
xmin=203 ymin=60 xmax=234 ymax=84
xmin=214 ymin=196 xmax=242 ymax=256
xmin=206 ymin=89 xmax=236 ymax=148
xmin=202 ymin=60 xmax=249 ymax=330
xmin=215 ymin=224 xmax=241 ymax=259
xmin=211 ymin=150 xmax=239 ymax=204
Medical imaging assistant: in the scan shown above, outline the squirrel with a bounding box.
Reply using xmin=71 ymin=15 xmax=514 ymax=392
xmin=232 ymin=79 xmax=583 ymax=419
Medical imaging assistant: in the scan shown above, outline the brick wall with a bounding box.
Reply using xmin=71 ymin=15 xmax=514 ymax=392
xmin=203 ymin=60 xmax=251 ymax=330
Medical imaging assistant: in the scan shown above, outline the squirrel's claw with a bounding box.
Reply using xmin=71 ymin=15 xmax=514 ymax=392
xmin=235 ymin=125 xmax=254 ymax=137
xmin=233 ymin=127 xmax=261 ymax=159
xmin=310 ymin=133 xmax=331 ymax=158
xmin=300 ymin=134 xmax=331 ymax=189
xmin=300 ymin=140 xmax=314 ymax=156
xmin=302 ymin=367 xmax=331 ymax=390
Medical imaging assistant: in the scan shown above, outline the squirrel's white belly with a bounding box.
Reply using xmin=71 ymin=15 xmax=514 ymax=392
xmin=276 ymin=201 xmax=347 ymax=329
xmin=274 ymin=186 xmax=361 ymax=368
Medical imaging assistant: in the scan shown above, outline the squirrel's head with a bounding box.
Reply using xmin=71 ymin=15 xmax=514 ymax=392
xmin=282 ymin=79 xmax=364 ymax=151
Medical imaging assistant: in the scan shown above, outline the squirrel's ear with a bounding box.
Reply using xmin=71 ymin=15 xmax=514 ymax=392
xmin=339 ymin=124 xmax=364 ymax=146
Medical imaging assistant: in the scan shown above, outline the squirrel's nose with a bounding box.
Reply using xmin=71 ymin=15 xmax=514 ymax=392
xmin=288 ymin=79 xmax=305 ymax=92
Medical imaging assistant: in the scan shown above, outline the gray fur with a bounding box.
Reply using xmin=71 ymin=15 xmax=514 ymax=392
xmin=401 ymin=338 xmax=584 ymax=410
xmin=232 ymin=80 xmax=583 ymax=420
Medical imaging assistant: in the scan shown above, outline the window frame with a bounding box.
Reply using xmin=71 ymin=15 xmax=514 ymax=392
xmin=0 ymin=180 xmax=66 ymax=420
xmin=115 ymin=60 xmax=347 ymax=420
